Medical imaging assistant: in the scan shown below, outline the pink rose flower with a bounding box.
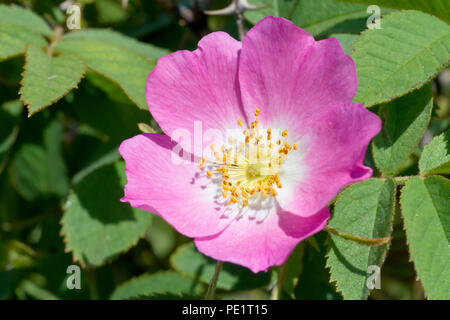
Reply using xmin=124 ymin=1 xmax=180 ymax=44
xmin=119 ymin=16 xmax=381 ymax=273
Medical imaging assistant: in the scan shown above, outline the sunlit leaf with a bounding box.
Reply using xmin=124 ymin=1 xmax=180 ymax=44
xmin=0 ymin=24 xmax=46 ymax=61
xmin=419 ymin=130 xmax=450 ymax=176
xmin=401 ymin=176 xmax=450 ymax=299
xmin=62 ymin=29 xmax=169 ymax=59
xmin=55 ymin=38 xmax=156 ymax=109
xmin=246 ymin=0 xmax=373 ymax=36
xmin=327 ymin=178 xmax=395 ymax=300
xmin=20 ymin=44 xmax=85 ymax=116
xmin=0 ymin=4 xmax=52 ymax=36
xmin=352 ymin=10 xmax=450 ymax=107
xmin=61 ymin=162 xmax=152 ymax=267
xmin=337 ymin=0 xmax=450 ymax=22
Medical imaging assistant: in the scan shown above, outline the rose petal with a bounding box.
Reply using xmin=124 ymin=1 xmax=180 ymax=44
xmin=239 ymin=16 xmax=358 ymax=137
xmin=195 ymin=206 xmax=329 ymax=273
xmin=119 ymin=133 xmax=234 ymax=238
xmin=146 ymin=31 xmax=245 ymax=157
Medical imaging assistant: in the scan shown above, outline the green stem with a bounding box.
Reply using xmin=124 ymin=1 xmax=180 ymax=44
xmin=393 ymin=176 xmax=412 ymax=186
xmin=47 ymin=26 xmax=63 ymax=57
xmin=205 ymin=261 xmax=223 ymax=300
xmin=325 ymin=226 xmax=391 ymax=246
xmin=271 ymin=262 xmax=287 ymax=300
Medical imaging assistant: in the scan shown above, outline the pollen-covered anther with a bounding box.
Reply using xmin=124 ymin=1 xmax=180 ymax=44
xmin=203 ymin=109 xmax=297 ymax=207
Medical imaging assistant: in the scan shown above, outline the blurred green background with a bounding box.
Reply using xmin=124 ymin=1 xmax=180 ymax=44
xmin=0 ymin=0 xmax=448 ymax=300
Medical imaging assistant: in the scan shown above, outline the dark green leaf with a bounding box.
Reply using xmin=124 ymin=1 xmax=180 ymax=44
xmin=0 ymin=100 xmax=22 ymax=173
xmin=372 ymin=84 xmax=433 ymax=176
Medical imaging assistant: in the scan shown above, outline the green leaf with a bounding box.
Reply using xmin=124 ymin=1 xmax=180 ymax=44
xmin=327 ymin=178 xmax=395 ymax=300
xmin=61 ymin=161 xmax=152 ymax=267
xmin=245 ymin=0 xmax=372 ymax=36
xmin=337 ymin=0 xmax=450 ymax=23
xmin=419 ymin=130 xmax=450 ymax=176
xmin=55 ymin=38 xmax=156 ymax=109
xmin=110 ymin=271 xmax=203 ymax=300
xmin=85 ymin=72 xmax=133 ymax=105
xmin=72 ymin=81 xmax=151 ymax=143
xmin=145 ymin=215 xmax=177 ymax=260
xmin=329 ymin=33 xmax=358 ymax=55
xmin=372 ymin=84 xmax=433 ymax=176
xmin=352 ymin=10 xmax=450 ymax=107
xmin=0 ymin=24 xmax=46 ymax=61
xmin=170 ymin=243 xmax=270 ymax=291
xmin=95 ymin=0 xmax=128 ymax=24
xmin=0 ymin=100 xmax=23 ymax=173
xmin=20 ymin=45 xmax=86 ymax=116
xmin=0 ymin=4 xmax=52 ymax=36
xmin=61 ymin=29 xmax=169 ymax=59
xmin=11 ymin=118 xmax=69 ymax=201
xmin=133 ymin=293 xmax=203 ymax=300
xmin=400 ymin=176 xmax=450 ymax=299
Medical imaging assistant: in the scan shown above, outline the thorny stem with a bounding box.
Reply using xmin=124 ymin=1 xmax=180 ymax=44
xmin=234 ymin=0 xmax=246 ymax=40
xmin=205 ymin=261 xmax=223 ymax=300
xmin=325 ymin=226 xmax=391 ymax=246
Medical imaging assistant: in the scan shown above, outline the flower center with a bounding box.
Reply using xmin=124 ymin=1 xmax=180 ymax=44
xmin=199 ymin=108 xmax=297 ymax=207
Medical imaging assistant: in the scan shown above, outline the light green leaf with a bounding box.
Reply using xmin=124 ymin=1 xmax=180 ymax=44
xmin=327 ymin=178 xmax=395 ymax=300
xmin=20 ymin=44 xmax=86 ymax=116
xmin=110 ymin=271 xmax=203 ymax=300
xmin=61 ymin=161 xmax=152 ymax=267
xmin=400 ymin=176 xmax=450 ymax=299
xmin=372 ymin=84 xmax=432 ymax=176
xmin=55 ymin=38 xmax=155 ymax=109
xmin=11 ymin=118 xmax=69 ymax=201
xmin=352 ymin=10 xmax=450 ymax=107
xmin=419 ymin=130 xmax=450 ymax=176
xmin=145 ymin=215 xmax=177 ymax=260
xmin=0 ymin=24 xmax=46 ymax=61
xmin=0 ymin=100 xmax=23 ymax=174
xmin=95 ymin=0 xmax=128 ymax=24
xmin=62 ymin=29 xmax=169 ymax=59
xmin=16 ymin=279 xmax=60 ymax=300
xmin=337 ymin=0 xmax=450 ymax=23
xmin=245 ymin=0 xmax=372 ymax=36
xmin=0 ymin=4 xmax=52 ymax=36
xmin=170 ymin=243 xmax=270 ymax=291
xmin=330 ymin=33 xmax=358 ymax=55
